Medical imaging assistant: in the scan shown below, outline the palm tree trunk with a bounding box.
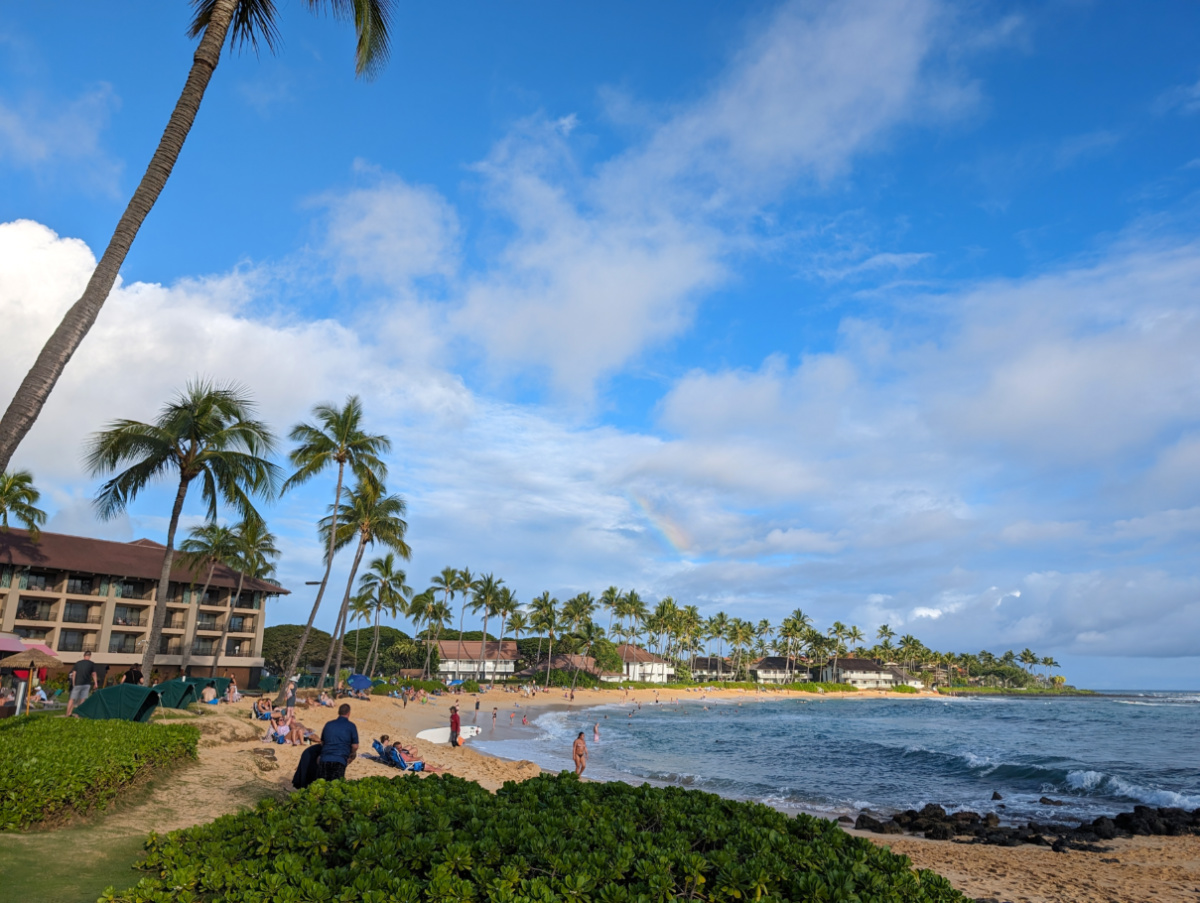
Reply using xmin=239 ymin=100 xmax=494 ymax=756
xmin=209 ymin=570 xmax=245 ymax=677
xmin=454 ymin=599 xmax=467 ymax=681
xmin=177 ymin=562 xmax=215 ymax=678
xmin=478 ymin=611 xmax=489 ymax=682
xmin=366 ymin=606 xmax=381 ymax=678
xmin=141 ymin=476 xmax=191 ymax=675
xmin=544 ymin=633 xmax=555 ymax=690
xmin=0 ymin=0 xmax=239 ymax=473
xmin=321 ymin=533 xmax=367 ymax=691
xmin=279 ymin=461 xmax=346 ymax=701
xmin=494 ymin=613 xmax=509 ymax=683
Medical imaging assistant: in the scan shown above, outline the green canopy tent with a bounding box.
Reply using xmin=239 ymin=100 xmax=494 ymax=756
xmin=182 ymin=676 xmax=232 ymax=698
xmin=75 ymin=685 xmax=161 ymax=723
xmin=257 ymin=676 xmax=280 ymax=693
xmin=152 ymin=679 xmax=200 ymax=709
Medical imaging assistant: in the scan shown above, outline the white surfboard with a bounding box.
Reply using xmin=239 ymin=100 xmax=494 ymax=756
xmin=416 ymin=724 xmax=483 ymax=744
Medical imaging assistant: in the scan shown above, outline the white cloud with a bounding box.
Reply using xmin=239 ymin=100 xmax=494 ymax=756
xmin=0 ymin=84 xmax=121 ymax=192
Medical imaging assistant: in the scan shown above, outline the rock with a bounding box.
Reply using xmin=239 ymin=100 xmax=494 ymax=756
xmin=878 ymin=821 xmax=904 ymax=835
xmin=984 ymin=812 xmax=1001 ymax=828
xmin=1051 ymin=838 xmax=1069 ymax=853
xmin=920 ymin=803 xmax=947 ymax=820
xmin=952 ymin=810 xmax=981 ymax=825
xmin=1039 ymin=796 xmax=1065 ymax=806
xmin=855 ymin=814 xmax=884 ymax=831
xmin=925 ymin=822 xmax=955 ymax=840
xmin=991 ymin=791 xmax=1003 ymax=800
xmin=246 ymin=748 xmax=279 ymax=772
xmin=837 ymin=815 xmax=854 ymax=824
xmin=1091 ymin=817 xmax=1118 ymax=840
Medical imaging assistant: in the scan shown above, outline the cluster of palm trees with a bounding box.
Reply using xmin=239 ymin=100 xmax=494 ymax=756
xmin=0 ymin=382 xmax=411 ymax=692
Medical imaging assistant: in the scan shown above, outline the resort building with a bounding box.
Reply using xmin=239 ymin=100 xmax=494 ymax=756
xmin=436 ymin=640 xmax=519 ymax=681
xmin=820 ymin=658 xmax=923 ymax=689
xmin=0 ymin=528 xmax=285 ymax=687
xmin=514 ymin=653 xmax=621 ymax=683
xmin=749 ymin=656 xmax=804 ymax=684
xmin=614 ymin=644 xmax=673 ymax=683
xmin=690 ymin=656 xmax=728 ymax=681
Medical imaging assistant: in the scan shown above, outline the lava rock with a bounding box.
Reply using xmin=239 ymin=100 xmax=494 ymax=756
xmin=1091 ymin=817 xmax=1117 ymax=840
xmin=991 ymin=791 xmax=1004 ymax=800
xmin=920 ymin=803 xmax=948 ymax=820
xmin=925 ymin=822 xmax=956 ymax=840
xmin=855 ymin=813 xmax=884 ymax=831
xmin=1039 ymin=796 xmax=1065 ymax=806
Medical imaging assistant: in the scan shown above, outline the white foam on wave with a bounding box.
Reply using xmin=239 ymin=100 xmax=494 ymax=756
xmin=1065 ymin=769 xmax=1200 ymax=808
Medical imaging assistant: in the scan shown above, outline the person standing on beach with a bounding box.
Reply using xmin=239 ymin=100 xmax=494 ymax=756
xmin=318 ymin=704 xmax=359 ymax=781
xmin=473 ymin=698 xmax=480 ymax=723
xmin=285 ymin=681 xmax=297 ymax=719
xmin=593 ymin=722 xmax=600 ymax=742
xmin=122 ymin=663 xmax=143 ymax=685
xmin=449 ymin=705 xmax=461 ymax=748
xmin=65 ymin=651 xmax=98 ymax=716
xmin=492 ymin=706 xmax=498 ymax=729
xmin=573 ymin=732 xmax=588 ymax=776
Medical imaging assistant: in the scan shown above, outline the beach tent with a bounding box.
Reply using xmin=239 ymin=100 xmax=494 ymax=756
xmin=75 ymin=685 xmax=160 ymax=723
xmin=371 ymin=678 xmax=386 ymax=687
xmin=152 ymin=679 xmax=200 ymax=709
xmin=258 ymin=676 xmax=280 ymax=693
xmin=182 ymin=676 xmax=232 ymax=698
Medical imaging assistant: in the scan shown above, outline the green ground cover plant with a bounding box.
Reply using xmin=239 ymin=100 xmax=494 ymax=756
xmin=891 ymin=684 xmax=920 ymax=693
xmin=0 ymin=716 xmax=198 ymax=831
xmin=105 ymin=772 xmax=964 ymax=903
xmin=937 ymin=686 xmax=1094 ymax=696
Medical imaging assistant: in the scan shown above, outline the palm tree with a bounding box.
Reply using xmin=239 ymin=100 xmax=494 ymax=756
xmin=357 ymin=553 xmax=411 ymax=677
xmin=277 ymin=396 xmax=389 ymax=696
xmin=315 ymin=479 xmax=410 ymax=691
xmin=177 ymin=522 xmax=238 ymax=676
xmin=572 ymin=619 xmax=605 ymax=692
xmin=507 ymin=610 xmax=528 ymax=650
xmin=538 ymin=602 xmax=561 ymax=690
xmin=211 ymin=518 xmax=279 ymax=677
xmin=561 ymin=593 xmax=596 ymax=688
xmin=470 ymin=574 xmax=503 ymax=682
xmin=450 ymin=567 xmax=474 ymax=680
xmin=0 ymin=0 xmax=396 ymax=473
xmin=877 ymin=624 xmax=895 ymax=646
xmin=493 ymin=586 xmax=519 ymax=678
xmin=530 ymin=592 xmax=556 ymax=671
xmin=847 ymin=625 xmax=865 ymax=655
xmin=430 ymin=566 xmax=459 ymax=662
xmin=0 ymin=471 xmax=46 ymax=539
xmin=348 ymin=591 xmax=373 ymax=672
xmin=707 ymin=612 xmax=729 ymax=680
xmin=86 ymin=380 xmax=278 ymax=674
xmin=600 ymin=586 xmax=622 ymax=643
xmin=620 ymin=590 xmax=647 ymax=672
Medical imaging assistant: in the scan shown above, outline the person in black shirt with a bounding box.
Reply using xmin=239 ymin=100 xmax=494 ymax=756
xmin=123 ymin=665 xmax=144 ymax=685
xmin=66 ymin=651 xmax=99 ymax=716
xmin=318 ymin=704 xmax=359 ymax=781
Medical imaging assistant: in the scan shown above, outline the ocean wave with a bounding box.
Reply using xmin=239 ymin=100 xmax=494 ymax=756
xmin=1066 ymin=769 xmax=1200 ymax=809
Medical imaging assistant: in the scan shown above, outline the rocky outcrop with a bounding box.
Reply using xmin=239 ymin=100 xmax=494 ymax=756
xmin=853 ymin=804 xmax=1200 ymax=851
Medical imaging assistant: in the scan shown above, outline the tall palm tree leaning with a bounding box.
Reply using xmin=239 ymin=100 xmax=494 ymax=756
xmin=177 ymin=522 xmax=238 ymax=676
xmin=450 ymin=567 xmax=474 ymax=681
xmin=315 ymin=479 xmax=410 ymax=691
xmin=86 ymin=380 xmax=278 ymax=676
xmin=0 ymin=0 xmax=395 ymax=473
xmin=211 ymin=518 xmax=279 ymax=677
xmin=277 ymin=397 xmax=389 ymax=698
xmin=0 ymin=470 xmax=47 ymax=539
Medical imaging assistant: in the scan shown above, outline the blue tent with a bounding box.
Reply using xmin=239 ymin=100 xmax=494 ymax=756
xmin=347 ymin=674 xmax=373 ymax=691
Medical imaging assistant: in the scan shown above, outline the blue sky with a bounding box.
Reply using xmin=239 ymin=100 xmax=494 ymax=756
xmin=2 ymin=1 xmax=1200 ymax=689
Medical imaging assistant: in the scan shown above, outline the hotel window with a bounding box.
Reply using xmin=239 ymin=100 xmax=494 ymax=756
xmin=66 ymin=576 xmax=94 ymax=595
xmin=24 ymin=572 xmax=50 ymax=591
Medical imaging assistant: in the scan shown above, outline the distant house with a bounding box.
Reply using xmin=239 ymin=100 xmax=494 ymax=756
xmin=436 ymin=640 xmax=519 ymax=681
xmin=820 ymin=657 xmax=919 ymax=689
xmin=749 ymin=656 xmax=804 ymax=684
xmin=614 ymin=644 xmax=673 ymax=683
xmin=691 ymin=656 xmax=728 ymax=681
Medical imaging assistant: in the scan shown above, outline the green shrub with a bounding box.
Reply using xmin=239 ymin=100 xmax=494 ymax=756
xmin=105 ymin=773 xmax=964 ymax=903
xmin=461 ymin=679 xmax=481 ymax=693
xmin=0 ymin=716 xmax=198 ymax=831
xmin=891 ymin=684 xmax=920 ymax=693
xmin=372 ymin=679 xmax=449 ymax=696
xmin=786 ymin=681 xmax=858 ymax=693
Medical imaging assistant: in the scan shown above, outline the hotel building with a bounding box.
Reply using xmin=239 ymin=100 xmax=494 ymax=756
xmin=0 ymin=528 xmax=285 ymax=687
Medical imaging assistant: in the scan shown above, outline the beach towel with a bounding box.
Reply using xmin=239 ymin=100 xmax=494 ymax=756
xmin=293 ymin=743 xmax=323 ymax=789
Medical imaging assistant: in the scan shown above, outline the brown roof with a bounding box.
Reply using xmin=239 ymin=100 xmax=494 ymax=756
xmin=436 ymin=640 xmax=519 ymax=661
xmin=830 ymin=658 xmax=891 ymax=673
xmin=0 ymin=528 xmax=286 ymax=594
xmin=691 ymin=656 xmax=727 ymax=670
xmin=615 ymin=644 xmax=667 ymax=664
xmin=751 ymin=656 xmax=794 ymax=671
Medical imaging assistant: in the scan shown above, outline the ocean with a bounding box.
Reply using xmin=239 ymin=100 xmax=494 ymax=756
xmin=473 ymin=691 xmax=1200 ymax=824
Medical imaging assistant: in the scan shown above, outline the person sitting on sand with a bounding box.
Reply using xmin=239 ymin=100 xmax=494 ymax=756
xmin=253 ymin=698 xmax=272 ymax=719
xmin=201 ymin=682 xmax=219 ymax=704
xmin=318 ymin=690 xmax=333 ymax=706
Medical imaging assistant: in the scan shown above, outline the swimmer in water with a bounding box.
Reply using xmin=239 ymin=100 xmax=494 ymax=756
xmin=594 ymin=722 xmax=600 ymax=742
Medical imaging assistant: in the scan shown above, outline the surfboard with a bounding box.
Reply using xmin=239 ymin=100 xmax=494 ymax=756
xmin=416 ymin=725 xmax=483 ymax=744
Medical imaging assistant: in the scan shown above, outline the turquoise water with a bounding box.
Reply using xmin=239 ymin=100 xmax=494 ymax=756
xmin=474 ymin=692 xmax=1200 ymax=823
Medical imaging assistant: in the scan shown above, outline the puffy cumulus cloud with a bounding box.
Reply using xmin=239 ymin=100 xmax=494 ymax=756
xmin=0 ymin=84 xmax=121 ymax=193
xmin=0 ymin=219 xmax=472 ymax=487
